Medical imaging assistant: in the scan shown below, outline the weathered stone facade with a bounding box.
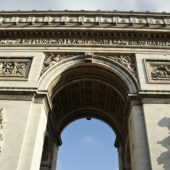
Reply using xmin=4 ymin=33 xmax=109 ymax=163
xmin=0 ymin=10 xmax=170 ymax=170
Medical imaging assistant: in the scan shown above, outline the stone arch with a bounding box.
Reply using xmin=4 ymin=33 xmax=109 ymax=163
xmin=38 ymin=53 xmax=139 ymax=170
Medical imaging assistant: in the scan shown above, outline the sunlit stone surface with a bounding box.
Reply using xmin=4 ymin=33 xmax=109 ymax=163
xmin=0 ymin=10 xmax=170 ymax=170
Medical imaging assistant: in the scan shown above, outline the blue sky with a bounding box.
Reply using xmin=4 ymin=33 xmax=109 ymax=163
xmin=57 ymin=119 xmax=118 ymax=170
xmin=0 ymin=0 xmax=170 ymax=12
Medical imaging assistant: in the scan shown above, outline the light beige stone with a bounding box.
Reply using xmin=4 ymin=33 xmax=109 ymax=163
xmin=0 ymin=10 xmax=170 ymax=170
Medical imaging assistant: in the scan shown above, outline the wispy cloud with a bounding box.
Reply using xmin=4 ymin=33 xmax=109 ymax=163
xmin=0 ymin=0 xmax=169 ymax=12
xmin=82 ymin=136 xmax=97 ymax=144
xmin=57 ymin=159 xmax=63 ymax=170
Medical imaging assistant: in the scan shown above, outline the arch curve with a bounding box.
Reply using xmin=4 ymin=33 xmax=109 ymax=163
xmin=38 ymin=54 xmax=139 ymax=95
xmin=38 ymin=54 xmax=138 ymax=147
xmin=56 ymin=108 xmax=120 ymax=137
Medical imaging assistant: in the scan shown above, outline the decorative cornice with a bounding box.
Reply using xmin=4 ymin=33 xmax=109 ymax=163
xmin=0 ymin=11 xmax=170 ymax=30
xmin=0 ymin=11 xmax=170 ymax=49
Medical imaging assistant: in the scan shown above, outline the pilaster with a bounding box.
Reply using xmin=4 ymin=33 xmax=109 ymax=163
xmin=128 ymin=99 xmax=151 ymax=170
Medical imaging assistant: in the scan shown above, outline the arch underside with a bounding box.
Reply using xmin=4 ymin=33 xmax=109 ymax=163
xmin=49 ymin=63 xmax=135 ymax=142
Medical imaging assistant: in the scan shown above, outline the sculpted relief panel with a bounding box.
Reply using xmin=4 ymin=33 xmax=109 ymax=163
xmin=0 ymin=58 xmax=32 ymax=80
xmin=145 ymin=60 xmax=170 ymax=83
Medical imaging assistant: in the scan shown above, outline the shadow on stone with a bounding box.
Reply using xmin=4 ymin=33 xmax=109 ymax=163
xmin=157 ymin=117 xmax=170 ymax=170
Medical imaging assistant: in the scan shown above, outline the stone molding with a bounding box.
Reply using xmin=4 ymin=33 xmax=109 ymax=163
xmin=0 ymin=57 xmax=32 ymax=80
xmin=0 ymin=11 xmax=170 ymax=28
xmin=0 ymin=108 xmax=4 ymax=152
xmin=145 ymin=59 xmax=170 ymax=83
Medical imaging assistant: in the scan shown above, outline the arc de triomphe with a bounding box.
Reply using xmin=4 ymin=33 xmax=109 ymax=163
xmin=0 ymin=11 xmax=170 ymax=170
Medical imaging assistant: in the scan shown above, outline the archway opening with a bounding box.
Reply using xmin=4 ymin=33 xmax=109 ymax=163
xmin=40 ymin=58 xmax=136 ymax=170
xmin=50 ymin=64 xmax=131 ymax=138
xmin=57 ymin=118 xmax=118 ymax=170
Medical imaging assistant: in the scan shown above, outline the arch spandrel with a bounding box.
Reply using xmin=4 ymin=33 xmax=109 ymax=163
xmin=37 ymin=53 xmax=139 ymax=95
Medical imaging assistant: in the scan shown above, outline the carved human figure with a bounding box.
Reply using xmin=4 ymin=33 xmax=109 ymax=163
xmin=42 ymin=54 xmax=61 ymax=73
xmin=115 ymin=55 xmax=136 ymax=76
xmin=3 ymin=62 xmax=13 ymax=74
xmin=163 ymin=65 xmax=170 ymax=76
xmin=151 ymin=67 xmax=165 ymax=78
xmin=12 ymin=62 xmax=18 ymax=75
xmin=17 ymin=63 xmax=26 ymax=76
xmin=151 ymin=64 xmax=170 ymax=79
xmin=0 ymin=62 xmax=3 ymax=75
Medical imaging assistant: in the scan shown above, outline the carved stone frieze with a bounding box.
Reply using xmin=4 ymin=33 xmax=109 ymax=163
xmin=0 ymin=108 xmax=4 ymax=152
xmin=0 ymin=58 xmax=32 ymax=80
xmin=145 ymin=60 xmax=170 ymax=83
xmin=0 ymin=37 xmax=169 ymax=48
